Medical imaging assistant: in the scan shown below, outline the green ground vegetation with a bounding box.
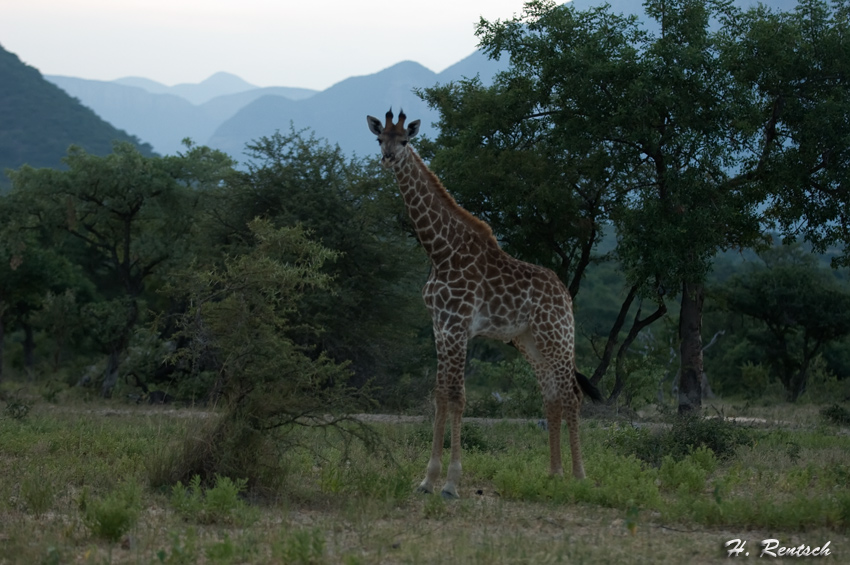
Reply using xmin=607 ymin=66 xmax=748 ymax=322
xmin=0 ymin=395 xmax=848 ymax=564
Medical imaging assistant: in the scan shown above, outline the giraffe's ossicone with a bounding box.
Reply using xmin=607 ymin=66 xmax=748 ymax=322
xmin=367 ymin=109 xmax=603 ymax=499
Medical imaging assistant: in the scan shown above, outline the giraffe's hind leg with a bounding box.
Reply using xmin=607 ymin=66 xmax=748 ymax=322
xmin=565 ymin=383 xmax=586 ymax=479
xmin=513 ymin=331 xmax=565 ymax=477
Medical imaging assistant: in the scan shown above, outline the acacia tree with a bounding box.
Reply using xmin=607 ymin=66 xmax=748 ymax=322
xmin=728 ymin=0 xmax=850 ymax=264
xmin=422 ymin=0 xmax=772 ymax=410
xmin=7 ymin=142 xmax=233 ymax=396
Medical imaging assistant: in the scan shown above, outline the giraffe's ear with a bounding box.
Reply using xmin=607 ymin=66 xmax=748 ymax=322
xmin=367 ymin=116 xmax=383 ymax=136
xmin=407 ymin=119 xmax=421 ymax=138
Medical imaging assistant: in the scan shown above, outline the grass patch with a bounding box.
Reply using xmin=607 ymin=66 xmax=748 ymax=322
xmin=0 ymin=398 xmax=849 ymax=563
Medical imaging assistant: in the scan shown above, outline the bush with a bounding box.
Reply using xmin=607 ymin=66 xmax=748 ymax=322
xmin=740 ymin=361 xmax=769 ymax=401
xmin=170 ymin=474 xmax=253 ymax=525
xmin=605 ymin=415 xmax=753 ymax=467
xmin=465 ymin=358 xmax=543 ymax=418
xmin=821 ymin=404 xmax=850 ymax=426
xmin=155 ymin=220 xmax=376 ymax=491
xmin=80 ymin=482 xmax=141 ymax=542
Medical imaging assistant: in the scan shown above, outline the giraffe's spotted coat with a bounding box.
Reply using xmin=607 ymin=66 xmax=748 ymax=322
xmin=367 ymin=110 xmax=598 ymax=498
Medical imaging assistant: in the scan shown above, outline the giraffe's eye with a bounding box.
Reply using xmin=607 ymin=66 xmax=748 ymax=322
xmin=401 ymin=140 xmax=408 ymax=146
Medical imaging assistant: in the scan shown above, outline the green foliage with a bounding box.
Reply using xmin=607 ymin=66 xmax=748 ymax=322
xmin=205 ymin=129 xmax=432 ymax=397
xmin=272 ymin=528 xmax=326 ymax=565
xmin=157 ymin=528 xmax=200 ymax=565
xmin=4 ymin=142 xmax=232 ymax=395
xmin=19 ymin=471 xmax=56 ymax=517
xmin=158 ymin=219 xmax=375 ymax=489
xmin=722 ymin=245 xmax=850 ymax=401
xmin=170 ymin=475 xmax=253 ymax=525
xmin=821 ymin=404 xmax=850 ymax=426
xmin=465 ymin=358 xmax=543 ymax=418
xmin=605 ymin=416 xmax=752 ymax=467
xmin=739 ymin=361 xmax=770 ymax=401
xmin=3 ymin=391 xmax=30 ymax=420
xmin=80 ymin=482 xmax=142 ymax=542
xmin=659 ymin=455 xmax=709 ymax=495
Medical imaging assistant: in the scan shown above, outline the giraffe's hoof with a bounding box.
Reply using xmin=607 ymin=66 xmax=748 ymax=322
xmin=416 ymin=484 xmax=434 ymax=495
xmin=440 ymin=488 xmax=460 ymax=500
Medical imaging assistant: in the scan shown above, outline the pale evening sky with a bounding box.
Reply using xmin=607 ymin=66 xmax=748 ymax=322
xmin=0 ymin=0 xmax=533 ymax=91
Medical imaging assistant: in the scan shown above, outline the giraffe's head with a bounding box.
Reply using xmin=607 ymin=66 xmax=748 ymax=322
xmin=367 ymin=108 xmax=420 ymax=168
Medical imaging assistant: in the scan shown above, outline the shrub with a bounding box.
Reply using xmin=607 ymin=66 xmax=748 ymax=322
xmin=821 ymin=404 xmax=850 ymax=426
xmin=605 ymin=415 xmax=752 ymax=467
xmin=465 ymin=358 xmax=543 ymax=418
xmin=170 ymin=474 xmax=253 ymax=525
xmin=80 ymin=482 xmax=141 ymax=542
xmin=155 ymin=220 xmax=377 ymax=491
xmin=740 ymin=361 xmax=769 ymax=401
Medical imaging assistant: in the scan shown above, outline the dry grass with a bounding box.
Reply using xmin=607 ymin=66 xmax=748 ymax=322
xmin=0 ymin=397 xmax=848 ymax=564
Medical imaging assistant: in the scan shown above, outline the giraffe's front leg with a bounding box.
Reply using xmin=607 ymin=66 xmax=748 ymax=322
xmin=419 ymin=324 xmax=467 ymax=498
xmin=417 ymin=394 xmax=447 ymax=495
xmin=441 ymin=388 xmax=465 ymax=499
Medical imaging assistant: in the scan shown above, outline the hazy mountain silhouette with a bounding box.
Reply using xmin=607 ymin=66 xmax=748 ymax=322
xmin=114 ymin=71 xmax=317 ymax=106
xmin=46 ymin=76 xmax=320 ymax=155
xmin=38 ymin=0 xmax=802 ymax=163
xmin=46 ymin=76 xmax=212 ymax=156
xmin=209 ymin=51 xmax=511 ymax=160
xmin=0 ymin=44 xmax=153 ymax=188
xmin=45 ymin=50 xmax=508 ymax=159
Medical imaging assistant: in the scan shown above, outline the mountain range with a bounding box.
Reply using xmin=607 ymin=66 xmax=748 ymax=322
xmin=4 ymin=0 xmax=801 ymax=180
xmin=0 ymin=44 xmax=153 ymax=189
xmin=45 ymin=51 xmax=509 ymax=160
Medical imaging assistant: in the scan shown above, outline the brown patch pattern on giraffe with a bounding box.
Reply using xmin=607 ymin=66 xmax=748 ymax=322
xmin=367 ymin=109 xmax=601 ymax=498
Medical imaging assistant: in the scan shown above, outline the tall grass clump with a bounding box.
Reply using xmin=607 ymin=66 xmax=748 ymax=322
xmin=80 ymin=482 xmax=142 ymax=542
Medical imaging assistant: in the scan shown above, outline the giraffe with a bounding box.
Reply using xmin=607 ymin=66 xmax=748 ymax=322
xmin=367 ymin=109 xmax=602 ymax=499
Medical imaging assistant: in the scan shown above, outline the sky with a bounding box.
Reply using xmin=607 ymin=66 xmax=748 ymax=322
xmin=0 ymin=0 xmax=531 ymax=91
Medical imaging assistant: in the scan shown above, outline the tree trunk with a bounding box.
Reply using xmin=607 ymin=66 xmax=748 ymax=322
xmin=101 ymin=349 xmax=121 ymax=398
xmin=608 ymin=299 xmax=668 ymax=403
xmin=591 ymin=285 xmax=638 ymax=386
xmin=0 ymin=308 xmax=5 ymax=385
xmin=22 ymin=322 xmax=35 ymax=370
xmin=678 ymin=281 xmax=705 ymax=414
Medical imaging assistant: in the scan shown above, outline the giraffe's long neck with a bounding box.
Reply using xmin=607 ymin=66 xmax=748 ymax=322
xmin=393 ymin=148 xmax=496 ymax=267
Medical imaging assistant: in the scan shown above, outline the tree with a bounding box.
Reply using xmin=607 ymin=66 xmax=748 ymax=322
xmin=157 ymin=219 xmax=373 ymax=486
xmin=723 ymin=245 xmax=850 ymax=401
xmin=199 ymin=129 xmax=432 ymax=400
xmin=423 ymin=0 xmax=774 ymax=410
xmin=728 ymin=0 xmax=850 ymax=265
xmin=6 ymin=142 xmax=233 ymax=396
xmin=0 ymin=195 xmax=88 ymax=381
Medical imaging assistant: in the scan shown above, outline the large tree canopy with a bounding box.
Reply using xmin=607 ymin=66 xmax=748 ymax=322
xmin=420 ymin=0 xmax=849 ymax=409
xmin=6 ymin=142 xmax=233 ymax=395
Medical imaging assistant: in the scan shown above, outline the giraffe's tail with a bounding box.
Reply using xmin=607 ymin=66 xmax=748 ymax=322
xmin=576 ymin=371 xmax=604 ymax=403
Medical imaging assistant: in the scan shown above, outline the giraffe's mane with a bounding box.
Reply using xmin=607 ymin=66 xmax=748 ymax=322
xmin=408 ymin=149 xmax=498 ymax=245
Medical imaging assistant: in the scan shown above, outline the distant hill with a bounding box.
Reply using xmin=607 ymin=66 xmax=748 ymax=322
xmin=208 ymin=51 xmax=511 ymax=160
xmin=47 ymin=74 xmax=321 ymax=156
xmin=45 ymin=49 xmax=509 ymax=159
xmin=114 ymin=71 xmax=317 ymax=105
xmin=0 ymin=44 xmax=154 ymax=189
xmin=46 ymin=76 xmax=217 ymax=156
